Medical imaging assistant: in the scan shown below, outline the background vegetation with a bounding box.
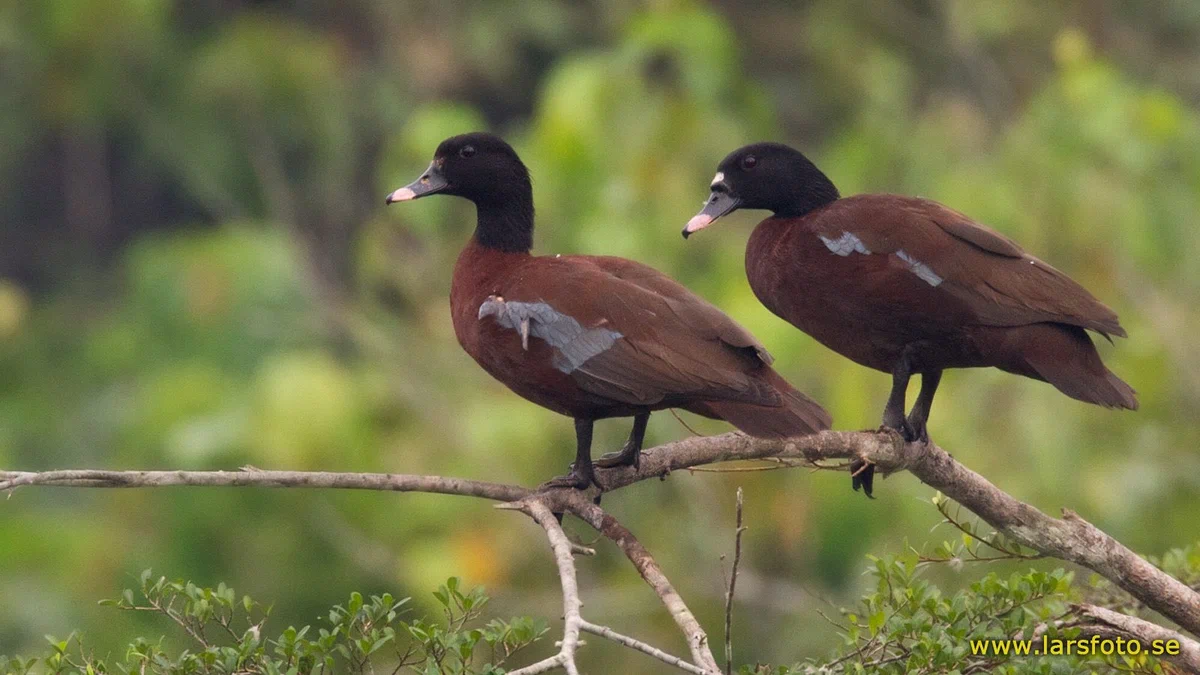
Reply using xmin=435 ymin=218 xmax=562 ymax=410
xmin=2 ymin=0 xmax=1199 ymax=670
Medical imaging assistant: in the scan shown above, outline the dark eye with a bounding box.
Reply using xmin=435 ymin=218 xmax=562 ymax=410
xmin=459 ymin=145 xmax=476 ymax=158
xmin=741 ymin=155 xmax=758 ymax=170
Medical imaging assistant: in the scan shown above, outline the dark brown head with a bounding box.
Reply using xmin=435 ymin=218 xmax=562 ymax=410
xmin=387 ymin=132 xmax=534 ymax=253
xmin=683 ymin=142 xmax=840 ymax=238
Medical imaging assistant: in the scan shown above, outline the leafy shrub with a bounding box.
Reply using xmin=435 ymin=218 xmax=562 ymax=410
xmin=0 ymin=573 xmax=547 ymax=674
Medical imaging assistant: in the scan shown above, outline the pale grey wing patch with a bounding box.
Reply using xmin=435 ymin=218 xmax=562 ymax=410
xmin=478 ymin=297 xmax=624 ymax=374
xmin=895 ymin=249 xmax=944 ymax=287
xmin=817 ymin=231 xmax=943 ymax=287
xmin=819 ymin=231 xmax=871 ymax=256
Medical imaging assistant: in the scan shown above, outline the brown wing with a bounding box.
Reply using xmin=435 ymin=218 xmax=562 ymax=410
xmin=585 ymin=255 xmax=775 ymax=364
xmin=483 ymin=256 xmax=782 ymax=408
xmin=819 ymin=196 xmax=1125 ymax=338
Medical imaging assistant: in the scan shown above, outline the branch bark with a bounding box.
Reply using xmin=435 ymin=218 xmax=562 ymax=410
xmin=1031 ymin=604 xmax=1200 ymax=673
xmin=579 ymin=621 xmax=707 ymax=674
xmin=0 ymin=468 xmax=529 ymax=502
xmin=498 ymin=494 xmax=712 ymax=674
xmin=4 ymin=428 xmax=1199 ymax=660
xmin=563 ymin=497 xmax=723 ymax=673
xmin=724 ymin=487 xmax=746 ymax=675
xmin=504 ymin=500 xmax=583 ymax=675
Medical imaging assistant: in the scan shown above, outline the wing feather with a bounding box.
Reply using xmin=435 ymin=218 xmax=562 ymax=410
xmin=819 ymin=197 xmax=1125 ymax=337
xmin=480 ymin=258 xmax=782 ymax=408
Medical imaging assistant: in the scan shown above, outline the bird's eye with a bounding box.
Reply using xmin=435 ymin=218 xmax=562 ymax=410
xmin=459 ymin=145 xmax=476 ymax=158
xmin=741 ymin=155 xmax=758 ymax=170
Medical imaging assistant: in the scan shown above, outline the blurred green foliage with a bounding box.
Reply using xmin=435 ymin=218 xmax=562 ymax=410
xmin=0 ymin=573 xmax=547 ymax=674
xmin=2 ymin=0 xmax=1199 ymax=671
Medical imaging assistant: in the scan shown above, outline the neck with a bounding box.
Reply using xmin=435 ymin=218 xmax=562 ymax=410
xmin=473 ymin=195 xmax=534 ymax=253
xmin=775 ymin=165 xmax=840 ymax=218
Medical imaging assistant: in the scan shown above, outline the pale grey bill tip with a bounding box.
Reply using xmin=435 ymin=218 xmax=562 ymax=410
xmin=386 ymin=187 xmax=417 ymax=203
xmin=684 ymin=213 xmax=713 ymax=234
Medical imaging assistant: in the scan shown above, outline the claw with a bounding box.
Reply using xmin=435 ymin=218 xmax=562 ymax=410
xmin=850 ymin=458 xmax=876 ymax=498
xmin=519 ymin=317 xmax=530 ymax=351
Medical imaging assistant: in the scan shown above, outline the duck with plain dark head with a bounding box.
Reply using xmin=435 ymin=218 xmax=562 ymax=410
xmin=684 ymin=142 xmax=1136 ymax=496
xmin=387 ymin=133 xmax=831 ymax=492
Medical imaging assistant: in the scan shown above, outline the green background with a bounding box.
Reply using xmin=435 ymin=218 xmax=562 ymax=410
xmin=1 ymin=0 xmax=1198 ymax=669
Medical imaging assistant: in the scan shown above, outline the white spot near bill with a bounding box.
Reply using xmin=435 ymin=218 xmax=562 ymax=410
xmin=819 ymin=231 xmax=871 ymax=256
xmin=896 ymin=250 xmax=943 ymax=287
xmin=711 ymin=172 xmax=725 ymax=187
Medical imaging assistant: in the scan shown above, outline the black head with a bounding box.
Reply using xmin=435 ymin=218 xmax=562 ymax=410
xmin=386 ymin=132 xmax=531 ymax=205
xmin=387 ymin=132 xmax=534 ymax=252
xmin=682 ymin=142 xmax=840 ymax=238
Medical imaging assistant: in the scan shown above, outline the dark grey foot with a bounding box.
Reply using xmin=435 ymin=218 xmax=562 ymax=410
xmin=881 ymin=412 xmax=918 ymax=443
xmin=850 ymin=458 xmax=876 ymax=499
xmin=905 ymin=414 xmax=931 ymax=444
xmin=594 ymin=442 xmax=641 ymax=470
xmin=538 ymin=466 xmax=595 ymax=491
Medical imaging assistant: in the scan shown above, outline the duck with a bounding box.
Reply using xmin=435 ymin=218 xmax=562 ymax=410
xmin=386 ymin=133 xmax=831 ymax=492
xmin=683 ymin=142 xmax=1136 ymax=496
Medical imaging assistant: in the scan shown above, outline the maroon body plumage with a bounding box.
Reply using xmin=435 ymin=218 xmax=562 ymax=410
xmin=685 ymin=143 xmax=1136 ymax=495
xmin=387 ymin=133 xmax=830 ymax=491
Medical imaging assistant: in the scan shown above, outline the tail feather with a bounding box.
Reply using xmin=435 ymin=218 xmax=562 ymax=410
xmin=701 ymin=368 xmax=831 ymax=438
xmin=1005 ymin=323 xmax=1138 ymax=410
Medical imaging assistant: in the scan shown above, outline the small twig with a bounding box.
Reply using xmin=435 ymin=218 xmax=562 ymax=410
xmin=669 ymin=408 xmax=703 ymax=437
xmin=579 ymin=621 xmax=706 ymax=674
xmin=724 ymin=487 xmax=745 ymax=675
xmin=689 ymin=464 xmax=790 ymax=473
xmin=568 ymin=543 xmax=596 ymax=557
xmin=563 ymin=499 xmax=722 ymax=673
xmin=932 ymin=498 xmax=1037 ymax=560
xmin=503 ymin=499 xmax=583 ymax=675
xmin=917 ymin=553 xmax=1040 ymax=565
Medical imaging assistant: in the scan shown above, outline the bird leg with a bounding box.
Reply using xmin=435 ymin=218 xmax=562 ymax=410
xmin=595 ymin=412 xmax=649 ymax=470
xmin=905 ymin=369 xmax=941 ymax=444
xmin=880 ymin=350 xmax=916 ymax=440
xmin=856 ymin=349 xmax=922 ymax=497
xmin=539 ymin=418 xmax=598 ymax=491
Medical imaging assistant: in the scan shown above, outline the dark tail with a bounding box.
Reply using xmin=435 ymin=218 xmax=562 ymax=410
xmin=702 ymin=368 xmax=832 ymax=438
xmin=1002 ymin=323 xmax=1138 ymax=410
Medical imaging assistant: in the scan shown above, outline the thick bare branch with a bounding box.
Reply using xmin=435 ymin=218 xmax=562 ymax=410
xmin=0 ymin=469 xmax=529 ymax=502
xmin=1031 ymin=604 xmax=1200 ymax=672
xmin=4 ymin=428 xmax=1199 ymax=642
xmin=594 ymin=430 xmax=1200 ymax=638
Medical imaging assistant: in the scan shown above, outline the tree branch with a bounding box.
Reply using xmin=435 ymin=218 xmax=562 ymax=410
xmin=559 ymin=497 xmax=722 ymax=673
xmin=503 ymin=499 xmax=583 ymax=675
xmin=579 ymin=621 xmax=707 ymax=674
xmin=4 ymin=428 xmax=1199 ymax=652
xmin=498 ymin=494 xmax=712 ymax=673
xmin=0 ymin=468 xmax=529 ymax=502
xmin=583 ymin=429 xmax=1200 ymax=638
xmin=1032 ymin=604 xmax=1200 ymax=672
xmin=724 ymin=487 xmax=746 ymax=675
